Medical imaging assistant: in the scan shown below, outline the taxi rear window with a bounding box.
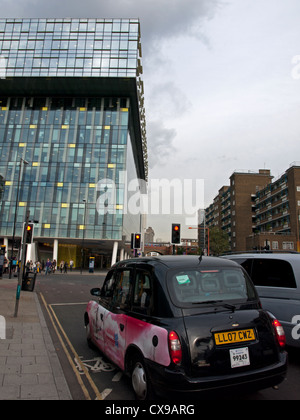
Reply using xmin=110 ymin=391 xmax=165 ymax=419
xmin=167 ymin=267 xmax=257 ymax=307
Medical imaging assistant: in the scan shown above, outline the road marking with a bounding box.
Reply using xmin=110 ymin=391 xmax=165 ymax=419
xmin=112 ymin=371 xmax=123 ymax=382
xmin=74 ymin=356 xmax=115 ymax=374
xmin=99 ymin=388 xmax=112 ymax=400
xmin=39 ymin=293 xmax=103 ymax=400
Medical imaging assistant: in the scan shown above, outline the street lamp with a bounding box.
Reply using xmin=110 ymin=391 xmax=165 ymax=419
xmin=9 ymin=157 xmax=29 ymax=279
xmin=188 ymin=226 xmax=210 ymax=256
xmin=14 ymin=209 xmax=30 ymax=317
xmin=81 ymin=199 xmax=87 ymax=274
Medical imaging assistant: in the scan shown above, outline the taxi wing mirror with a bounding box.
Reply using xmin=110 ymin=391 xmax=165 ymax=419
xmin=90 ymin=287 xmax=101 ymax=297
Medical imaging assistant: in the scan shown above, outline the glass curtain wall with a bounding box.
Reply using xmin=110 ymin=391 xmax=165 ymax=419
xmin=0 ymin=96 xmax=131 ymax=240
xmin=0 ymin=18 xmax=139 ymax=78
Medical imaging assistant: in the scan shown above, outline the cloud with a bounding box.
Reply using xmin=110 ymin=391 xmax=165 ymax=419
xmin=147 ymin=121 xmax=177 ymax=170
xmin=147 ymin=81 xmax=191 ymax=119
xmin=136 ymin=0 xmax=223 ymax=50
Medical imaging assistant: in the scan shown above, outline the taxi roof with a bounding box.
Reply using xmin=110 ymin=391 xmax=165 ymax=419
xmin=116 ymin=255 xmax=240 ymax=269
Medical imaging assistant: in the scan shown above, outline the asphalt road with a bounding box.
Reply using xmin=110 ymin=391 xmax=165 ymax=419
xmin=36 ymin=271 xmax=300 ymax=401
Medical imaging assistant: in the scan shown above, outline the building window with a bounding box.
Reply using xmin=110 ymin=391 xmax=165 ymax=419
xmin=282 ymin=241 xmax=294 ymax=250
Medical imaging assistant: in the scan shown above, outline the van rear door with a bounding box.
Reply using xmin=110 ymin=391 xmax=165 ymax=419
xmin=233 ymin=257 xmax=300 ymax=347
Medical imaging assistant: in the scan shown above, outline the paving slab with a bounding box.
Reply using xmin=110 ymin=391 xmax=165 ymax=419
xmin=0 ymin=276 xmax=72 ymax=400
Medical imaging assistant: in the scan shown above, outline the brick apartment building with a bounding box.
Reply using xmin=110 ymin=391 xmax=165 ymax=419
xmin=205 ymin=163 xmax=300 ymax=253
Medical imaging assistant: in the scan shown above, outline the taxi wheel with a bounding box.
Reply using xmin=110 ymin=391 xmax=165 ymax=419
xmin=131 ymin=355 xmax=154 ymax=400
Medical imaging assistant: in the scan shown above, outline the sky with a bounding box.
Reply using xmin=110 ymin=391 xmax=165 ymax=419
xmin=1 ymin=0 xmax=300 ymax=241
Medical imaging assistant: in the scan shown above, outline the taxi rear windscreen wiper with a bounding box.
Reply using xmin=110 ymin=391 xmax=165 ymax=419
xmin=192 ymin=300 xmax=236 ymax=312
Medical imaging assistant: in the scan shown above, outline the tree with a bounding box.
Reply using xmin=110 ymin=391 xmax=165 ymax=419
xmin=209 ymin=227 xmax=230 ymax=256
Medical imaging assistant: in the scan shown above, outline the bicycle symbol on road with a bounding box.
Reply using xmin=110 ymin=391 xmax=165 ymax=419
xmin=75 ymin=356 xmax=116 ymax=374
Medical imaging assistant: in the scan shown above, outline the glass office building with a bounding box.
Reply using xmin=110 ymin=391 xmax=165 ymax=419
xmin=0 ymin=18 xmax=147 ymax=267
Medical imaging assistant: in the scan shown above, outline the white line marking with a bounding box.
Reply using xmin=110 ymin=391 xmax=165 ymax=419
xmin=99 ymin=388 xmax=112 ymax=400
xmin=112 ymin=371 xmax=123 ymax=382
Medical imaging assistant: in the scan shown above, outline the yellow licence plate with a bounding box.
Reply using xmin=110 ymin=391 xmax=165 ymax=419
xmin=214 ymin=329 xmax=256 ymax=346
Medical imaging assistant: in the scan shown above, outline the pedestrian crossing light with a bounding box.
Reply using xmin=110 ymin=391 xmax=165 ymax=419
xmin=171 ymin=224 xmax=181 ymax=244
xmin=25 ymin=223 xmax=34 ymax=244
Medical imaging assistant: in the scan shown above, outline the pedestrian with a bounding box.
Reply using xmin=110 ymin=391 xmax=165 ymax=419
xmin=36 ymin=261 xmax=41 ymax=273
xmin=60 ymin=261 xmax=64 ymax=273
xmin=64 ymin=261 xmax=68 ymax=273
xmin=45 ymin=258 xmax=52 ymax=275
xmin=70 ymin=259 xmax=74 ymax=272
xmin=3 ymin=258 xmax=8 ymax=274
xmin=12 ymin=258 xmax=17 ymax=273
xmin=52 ymin=259 xmax=57 ymax=273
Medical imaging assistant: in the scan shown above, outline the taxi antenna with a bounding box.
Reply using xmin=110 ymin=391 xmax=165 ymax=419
xmin=198 ymin=251 xmax=203 ymax=264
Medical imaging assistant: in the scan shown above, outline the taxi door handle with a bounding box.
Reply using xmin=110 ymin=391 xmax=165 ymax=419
xmin=100 ymin=313 xmax=103 ymax=321
xmin=119 ymin=323 xmax=125 ymax=332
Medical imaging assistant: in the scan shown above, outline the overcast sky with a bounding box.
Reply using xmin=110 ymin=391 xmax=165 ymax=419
xmin=1 ymin=0 xmax=300 ymax=241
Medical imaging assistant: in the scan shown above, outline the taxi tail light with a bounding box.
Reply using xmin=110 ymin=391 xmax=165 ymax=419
xmin=168 ymin=331 xmax=182 ymax=365
xmin=272 ymin=319 xmax=286 ymax=349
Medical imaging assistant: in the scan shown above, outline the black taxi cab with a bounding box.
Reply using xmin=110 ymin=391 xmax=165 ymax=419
xmin=84 ymin=255 xmax=287 ymax=399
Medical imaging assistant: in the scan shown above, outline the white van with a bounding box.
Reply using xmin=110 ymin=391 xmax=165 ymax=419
xmin=222 ymin=253 xmax=300 ymax=348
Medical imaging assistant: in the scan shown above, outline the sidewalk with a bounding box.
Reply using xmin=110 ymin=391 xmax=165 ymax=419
xmin=0 ymin=276 xmax=72 ymax=400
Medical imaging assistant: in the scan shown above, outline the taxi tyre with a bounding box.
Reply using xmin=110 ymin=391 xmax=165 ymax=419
xmin=131 ymin=353 xmax=154 ymax=400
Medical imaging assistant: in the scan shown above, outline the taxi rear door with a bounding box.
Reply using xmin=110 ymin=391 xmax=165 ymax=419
xmin=103 ymin=268 xmax=133 ymax=370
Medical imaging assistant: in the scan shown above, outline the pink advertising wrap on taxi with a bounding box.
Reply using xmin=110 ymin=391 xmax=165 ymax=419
xmin=86 ymin=300 xmax=171 ymax=371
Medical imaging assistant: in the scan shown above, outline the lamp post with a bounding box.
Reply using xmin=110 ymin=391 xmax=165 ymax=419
xmin=297 ymin=209 xmax=300 ymax=253
xmin=14 ymin=209 xmax=30 ymax=317
xmin=188 ymin=226 xmax=210 ymax=256
xmin=9 ymin=157 xmax=29 ymax=279
xmin=81 ymin=199 xmax=87 ymax=274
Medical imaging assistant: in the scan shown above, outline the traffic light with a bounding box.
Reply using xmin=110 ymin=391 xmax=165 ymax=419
xmin=134 ymin=233 xmax=141 ymax=249
xmin=131 ymin=232 xmax=142 ymax=249
xmin=171 ymin=224 xmax=181 ymax=244
xmin=25 ymin=223 xmax=34 ymax=244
